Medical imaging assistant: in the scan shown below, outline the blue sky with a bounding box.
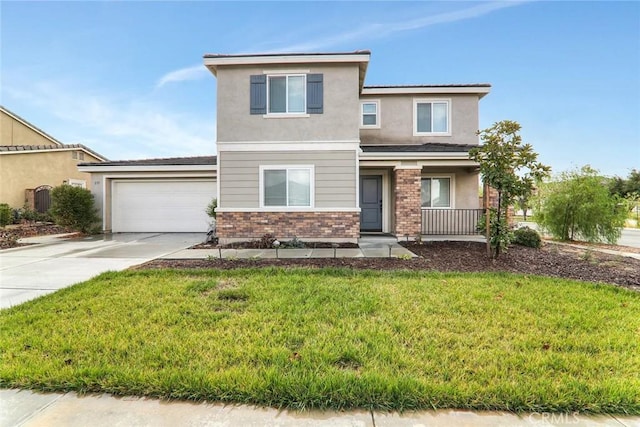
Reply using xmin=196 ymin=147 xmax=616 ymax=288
xmin=1 ymin=1 xmax=638 ymax=177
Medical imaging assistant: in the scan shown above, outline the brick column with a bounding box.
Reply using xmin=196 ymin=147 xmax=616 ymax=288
xmin=394 ymin=167 xmax=422 ymax=237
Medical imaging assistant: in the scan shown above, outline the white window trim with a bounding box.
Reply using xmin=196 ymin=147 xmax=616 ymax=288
xmin=259 ymin=165 xmax=315 ymax=208
xmin=67 ymin=179 xmax=86 ymax=188
xmin=413 ymin=98 xmax=451 ymax=136
xmin=421 ymin=174 xmax=455 ymax=209
xmin=266 ymin=74 xmax=307 ymax=115
xmin=360 ymin=100 xmax=380 ymax=129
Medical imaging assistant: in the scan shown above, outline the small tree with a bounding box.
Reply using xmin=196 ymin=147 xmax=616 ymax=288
xmin=49 ymin=185 xmax=100 ymax=233
xmin=469 ymin=120 xmax=550 ymax=258
xmin=536 ymin=166 xmax=627 ymax=243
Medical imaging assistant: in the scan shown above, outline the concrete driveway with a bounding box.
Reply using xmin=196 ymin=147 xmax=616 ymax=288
xmin=0 ymin=233 xmax=205 ymax=309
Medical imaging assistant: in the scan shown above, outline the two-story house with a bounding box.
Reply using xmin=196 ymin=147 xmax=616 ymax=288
xmin=79 ymin=50 xmax=489 ymax=239
xmin=204 ymin=50 xmax=490 ymax=243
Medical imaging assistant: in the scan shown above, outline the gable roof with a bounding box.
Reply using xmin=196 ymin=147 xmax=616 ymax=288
xmin=204 ymin=50 xmax=371 ymax=91
xmin=0 ymin=143 xmax=108 ymax=161
xmin=0 ymin=106 xmax=64 ymax=147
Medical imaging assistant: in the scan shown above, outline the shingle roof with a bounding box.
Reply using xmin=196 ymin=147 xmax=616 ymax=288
xmin=0 ymin=144 xmax=108 ymax=161
xmin=361 ymin=143 xmax=477 ymax=153
xmin=79 ymin=156 xmax=217 ymax=167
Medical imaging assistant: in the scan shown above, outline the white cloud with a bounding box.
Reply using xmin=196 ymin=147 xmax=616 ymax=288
xmin=4 ymin=80 xmax=216 ymax=160
xmin=274 ymin=1 xmax=527 ymax=52
xmin=155 ymin=64 xmax=209 ymax=88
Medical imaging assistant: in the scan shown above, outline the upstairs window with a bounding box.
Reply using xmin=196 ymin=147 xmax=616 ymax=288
xmin=421 ymin=177 xmax=452 ymax=208
xmin=414 ymin=99 xmax=450 ymax=135
xmin=361 ymin=101 xmax=379 ymax=128
xmin=250 ymin=74 xmax=323 ymax=115
xmin=261 ymin=166 xmax=314 ymax=207
xmin=268 ymin=75 xmax=305 ymax=114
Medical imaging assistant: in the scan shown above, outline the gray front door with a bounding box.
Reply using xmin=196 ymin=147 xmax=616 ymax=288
xmin=360 ymin=175 xmax=382 ymax=232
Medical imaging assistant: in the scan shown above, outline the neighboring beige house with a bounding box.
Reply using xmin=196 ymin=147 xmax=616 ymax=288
xmin=0 ymin=106 xmax=107 ymax=212
xmin=80 ymin=50 xmax=490 ymax=240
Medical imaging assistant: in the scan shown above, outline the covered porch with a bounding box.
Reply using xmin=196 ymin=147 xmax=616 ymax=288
xmin=359 ymin=143 xmax=483 ymax=240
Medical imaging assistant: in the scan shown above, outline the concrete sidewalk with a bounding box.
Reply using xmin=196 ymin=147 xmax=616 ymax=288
xmin=3 ymin=389 xmax=638 ymax=427
xmin=163 ymin=235 xmax=419 ymax=260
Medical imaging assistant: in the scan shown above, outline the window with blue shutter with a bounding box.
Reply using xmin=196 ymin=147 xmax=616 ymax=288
xmin=250 ymin=75 xmax=267 ymax=114
xmin=250 ymin=73 xmax=323 ymax=115
xmin=306 ymin=74 xmax=323 ymax=114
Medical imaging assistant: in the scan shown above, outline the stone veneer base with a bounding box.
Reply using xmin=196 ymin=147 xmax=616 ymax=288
xmin=217 ymin=211 xmax=360 ymax=243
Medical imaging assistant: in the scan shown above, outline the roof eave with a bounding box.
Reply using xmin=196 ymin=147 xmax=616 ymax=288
xmin=77 ymin=164 xmax=217 ymax=173
xmin=361 ymin=86 xmax=491 ymax=97
xmin=359 ymin=151 xmax=475 ymax=160
xmin=203 ymin=51 xmax=371 ymax=77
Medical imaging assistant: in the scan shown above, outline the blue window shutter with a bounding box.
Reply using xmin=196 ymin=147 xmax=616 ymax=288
xmin=306 ymin=73 xmax=323 ymax=114
xmin=250 ymin=75 xmax=267 ymax=114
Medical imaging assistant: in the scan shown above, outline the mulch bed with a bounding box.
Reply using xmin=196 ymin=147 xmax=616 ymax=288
xmin=137 ymin=241 xmax=640 ymax=292
xmin=0 ymin=223 xmax=74 ymax=250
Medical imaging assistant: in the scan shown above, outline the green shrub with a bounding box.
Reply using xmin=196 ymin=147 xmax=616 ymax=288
xmin=49 ymin=185 xmax=100 ymax=233
xmin=512 ymin=226 xmax=541 ymax=248
xmin=206 ymin=198 xmax=217 ymax=219
xmin=536 ymin=166 xmax=627 ymax=243
xmin=0 ymin=203 xmax=12 ymax=227
xmin=19 ymin=205 xmax=52 ymax=223
xmin=284 ymin=236 xmax=306 ymax=248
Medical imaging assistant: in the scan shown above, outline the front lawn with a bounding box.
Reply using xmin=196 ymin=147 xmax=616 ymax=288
xmin=1 ymin=268 xmax=639 ymax=413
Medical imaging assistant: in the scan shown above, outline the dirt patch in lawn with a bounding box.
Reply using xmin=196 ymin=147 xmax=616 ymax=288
xmin=137 ymin=241 xmax=640 ymax=292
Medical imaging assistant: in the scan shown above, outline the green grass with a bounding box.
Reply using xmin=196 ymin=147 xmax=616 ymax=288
xmin=1 ymin=268 xmax=639 ymax=413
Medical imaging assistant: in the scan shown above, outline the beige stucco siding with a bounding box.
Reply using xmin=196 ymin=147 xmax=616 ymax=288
xmin=220 ymin=150 xmax=357 ymax=209
xmin=216 ymin=64 xmax=361 ymax=142
xmin=1 ymin=110 xmax=60 ymax=146
xmin=360 ymin=94 xmax=480 ymax=145
xmin=422 ymin=167 xmax=480 ymax=209
xmin=0 ymin=151 xmax=101 ymax=208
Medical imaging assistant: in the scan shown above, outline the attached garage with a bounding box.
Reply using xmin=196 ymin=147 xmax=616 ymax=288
xmin=112 ymin=180 xmax=215 ymax=232
xmin=78 ymin=156 xmax=217 ymax=234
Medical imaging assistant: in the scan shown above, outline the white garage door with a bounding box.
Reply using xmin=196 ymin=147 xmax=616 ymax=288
xmin=112 ymin=180 xmax=215 ymax=232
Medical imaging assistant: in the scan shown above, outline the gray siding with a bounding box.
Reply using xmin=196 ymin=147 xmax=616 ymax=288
xmin=220 ymin=150 xmax=357 ymax=209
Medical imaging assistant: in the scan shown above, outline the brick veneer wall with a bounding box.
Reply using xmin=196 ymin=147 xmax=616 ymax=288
xmin=217 ymin=211 xmax=360 ymax=241
xmin=479 ymin=186 xmax=515 ymax=226
xmin=394 ymin=168 xmax=422 ymax=236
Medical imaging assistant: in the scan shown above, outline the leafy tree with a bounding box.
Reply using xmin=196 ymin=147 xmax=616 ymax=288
xmin=609 ymin=169 xmax=640 ymax=198
xmin=49 ymin=185 xmax=100 ymax=233
xmin=536 ymin=166 xmax=627 ymax=243
xmin=469 ymin=120 xmax=550 ymax=258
